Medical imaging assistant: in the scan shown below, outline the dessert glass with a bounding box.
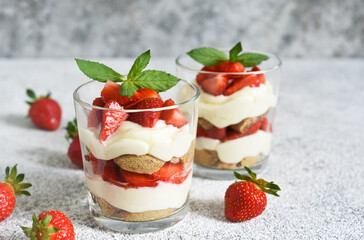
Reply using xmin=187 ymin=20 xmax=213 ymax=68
xmin=73 ymin=79 xmax=199 ymax=233
xmin=176 ymin=50 xmax=281 ymax=180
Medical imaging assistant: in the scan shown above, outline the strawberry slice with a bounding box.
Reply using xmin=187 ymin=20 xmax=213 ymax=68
xmin=225 ymin=130 xmax=245 ymax=141
xmin=197 ymin=126 xmax=209 ymax=138
xmin=160 ymin=99 xmax=188 ymax=128
xmin=196 ymin=66 xmax=217 ymax=85
xmin=85 ymin=153 xmax=107 ymax=175
xmin=200 ymin=74 xmax=229 ymax=96
xmin=223 ymin=74 xmax=260 ymax=96
xmin=88 ymin=97 xmax=105 ymax=127
xmin=249 ymin=66 xmax=266 ymax=84
xmin=124 ymin=89 xmax=162 ymax=109
xmin=120 ymin=169 xmax=158 ymax=188
xmin=216 ymin=61 xmax=245 ymax=78
xmin=225 ymin=120 xmax=262 ymax=140
xmin=197 ymin=126 xmax=226 ymax=140
xmin=128 ymin=97 xmax=163 ymax=128
xmin=260 ymin=117 xmax=268 ymax=131
xmin=101 ymin=161 xmax=126 ymax=187
xmin=99 ymin=100 xmax=128 ymax=141
xmin=152 ymin=162 xmax=190 ymax=184
xmin=243 ymin=120 xmax=261 ymax=136
xmin=205 ymin=126 xmax=226 ymax=140
xmin=101 ymin=80 xmax=131 ymax=106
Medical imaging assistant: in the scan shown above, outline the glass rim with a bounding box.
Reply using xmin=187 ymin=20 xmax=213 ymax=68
xmin=175 ymin=50 xmax=282 ymax=75
xmin=73 ymin=79 xmax=200 ymax=113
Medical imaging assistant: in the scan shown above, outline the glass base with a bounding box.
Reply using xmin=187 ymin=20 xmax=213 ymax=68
xmin=193 ymin=155 xmax=268 ymax=180
xmin=90 ymin=197 xmax=189 ymax=233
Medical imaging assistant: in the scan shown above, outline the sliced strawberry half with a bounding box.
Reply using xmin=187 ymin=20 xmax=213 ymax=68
xmin=128 ymin=97 xmax=163 ymax=128
xmin=223 ymin=74 xmax=260 ymax=96
xmin=152 ymin=162 xmax=190 ymax=184
xmin=260 ymin=117 xmax=268 ymax=131
xmin=205 ymin=126 xmax=226 ymax=140
xmin=101 ymin=161 xmax=126 ymax=187
xmin=225 ymin=120 xmax=262 ymax=141
xmin=196 ymin=66 xmax=217 ymax=85
xmin=225 ymin=129 xmax=245 ymax=141
xmin=160 ymin=99 xmax=188 ymax=128
xmin=120 ymin=169 xmax=158 ymax=188
xmin=101 ymin=80 xmax=131 ymax=106
xmin=85 ymin=153 xmax=107 ymax=175
xmin=124 ymin=89 xmax=162 ymax=109
xmin=243 ymin=120 xmax=262 ymax=136
xmin=216 ymin=61 xmax=245 ymax=78
xmin=99 ymin=100 xmax=128 ymax=141
xmin=200 ymin=74 xmax=229 ymax=96
xmin=197 ymin=126 xmax=226 ymax=140
xmin=197 ymin=126 xmax=209 ymax=138
xmin=88 ymin=97 xmax=105 ymax=127
xmin=249 ymin=66 xmax=266 ymax=84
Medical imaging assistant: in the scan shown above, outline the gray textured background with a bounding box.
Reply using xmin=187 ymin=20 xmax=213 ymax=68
xmin=0 ymin=0 xmax=363 ymax=58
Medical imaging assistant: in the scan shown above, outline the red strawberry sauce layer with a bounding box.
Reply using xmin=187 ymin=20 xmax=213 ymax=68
xmin=85 ymin=155 xmax=191 ymax=189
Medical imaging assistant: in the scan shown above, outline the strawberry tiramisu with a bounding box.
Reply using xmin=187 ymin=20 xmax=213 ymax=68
xmin=74 ymin=50 xmax=199 ymax=232
xmin=176 ymin=42 xmax=281 ymax=179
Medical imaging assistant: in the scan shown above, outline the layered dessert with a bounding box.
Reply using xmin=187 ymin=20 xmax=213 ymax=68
xmin=185 ymin=42 xmax=276 ymax=170
xmin=75 ymin=52 xmax=196 ymax=222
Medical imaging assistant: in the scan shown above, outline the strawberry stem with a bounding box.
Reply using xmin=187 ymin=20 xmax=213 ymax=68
xmin=20 ymin=214 xmax=59 ymax=239
xmin=234 ymin=167 xmax=281 ymax=197
xmin=5 ymin=165 xmax=32 ymax=196
xmin=65 ymin=119 xmax=78 ymax=140
xmin=25 ymin=89 xmax=51 ymax=105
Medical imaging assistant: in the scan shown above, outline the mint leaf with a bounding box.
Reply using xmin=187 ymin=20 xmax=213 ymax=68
xmin=75 ymin=59 xmax=126 ymax=82
xmin=127 ymin=50 xmax=150 ymax=79
xmin=229 ymin=42 xmax=242 ymax=61
xmin=235 ymin=53 xmax=269 ymax=67
xmin=187 ymin=47 xmax=228 ymax=66
xmin=133 ymin=70 xmax=179 ymax=92
xmin=119 ymin=80 xmax=140 ymax=98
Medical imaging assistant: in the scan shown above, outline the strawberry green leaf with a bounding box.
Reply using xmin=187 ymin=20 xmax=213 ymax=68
xmin=244 ymin=166 xmax=256 ymax=180
xmin=187 ymin=47 xmax=228 ymax=66
xmin=15 ymin=174 xmax=25 ymax=184
xmin=235 ymin=53 xmax=269 ymax=67
xmin=119 ymin=80 xmax=140 ymax=98
xmin=229 ymin=42 xmax=243 ymax=61
xmin=26 ymin=89 xmax=36 ymax=99
xmin=75 ymin=59 xmax=126 ymax=82
xmin=264 ymin=189 xmax=280 ymax=197
xmin=19 ymin=190 xmax=31 ymax=196
xmin=265 ymin=182 xmax=281 ymax=190
xmin=233 ymin=171 xmax=250 ymax=181
xmin=127 ymin=50 xmax=151 ymax=79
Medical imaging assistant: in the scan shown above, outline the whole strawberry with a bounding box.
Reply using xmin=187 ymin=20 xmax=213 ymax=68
xmin=0 ymin=165 xmax=32 ymax=222
xmin=21 ymin=211 xmax=75 ymax=240
xmin=26 ymin=89 xmax=62 ymax=131
xmin=65 ymin=119 xmax=82 ymax=167
xmin=224 ymin=167 xmax=280 ymax=222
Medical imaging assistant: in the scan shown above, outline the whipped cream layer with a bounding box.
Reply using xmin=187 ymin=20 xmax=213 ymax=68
xmin=80 ymin=120 xmax=194 ymax=161
xmin=198 ymin=82 xmax=276 ymax=128
xmin=196 ymin=130 xmax=272 ymax=164
xmin=87 ymin=174 xmax=192 ymax=213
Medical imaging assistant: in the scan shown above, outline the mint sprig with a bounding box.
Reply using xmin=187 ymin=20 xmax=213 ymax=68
xmin=75 ymin=50 xmax=179 ymax=98
xmin=187 ymin=41 xmax=269 ymax=67
xmin=187 ymin=47 xmax=228 ymax=67
xmin=75 ymin=59 xmax=125 ymax=82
